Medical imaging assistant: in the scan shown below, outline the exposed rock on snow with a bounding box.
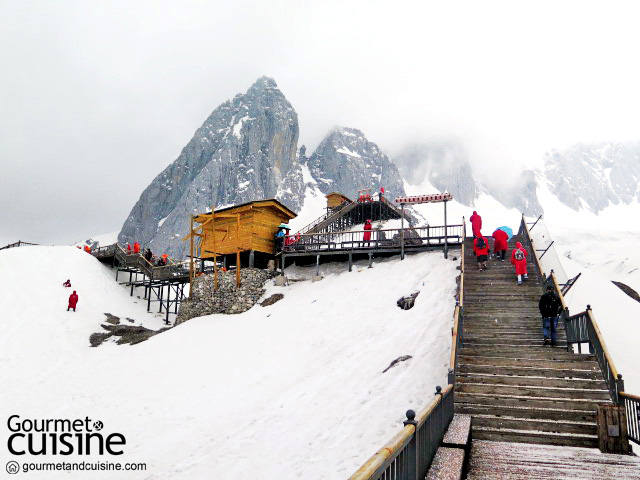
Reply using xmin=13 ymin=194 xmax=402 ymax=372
xmin=90 ymin=314 xmax=171 ymax=346
xmin=382 ymin=355 xmax=413 ymax=373
xmin=260 ymin=293 xmax=284 ymax=306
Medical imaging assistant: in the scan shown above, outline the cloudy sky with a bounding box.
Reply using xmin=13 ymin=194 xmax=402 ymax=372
xmin=2 ymin=0 xmax=640 ymax=245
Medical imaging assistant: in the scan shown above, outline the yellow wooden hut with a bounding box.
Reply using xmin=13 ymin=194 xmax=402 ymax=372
xmin=326 ymin=192 xmax=352 ymax=209
xmin=189 ymin=199 xmax=296 ymax=269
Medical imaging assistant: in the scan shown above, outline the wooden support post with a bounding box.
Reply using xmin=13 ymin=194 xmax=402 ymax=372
xmin=597 ymin=404 xmax=630 ymax=454
xmin=348 ymin=252 xmax=353 ymax=272
xmin=316 ymin=254 xmax=320 ymax=276
xmin=444 ymin=199 xmax=449 ymax=259
xmin=368 ymin=252 xmax=373 ymax=268
xmin=281 ymin=254 xmax=286 ymax=274
xmin=189 ymin=215 xmax=194 ymax=293
xmin=165 ymin=286 xmax=171 ymax=325
xmin=213 ymin=253 xmax=219 ymax=291
xmin=236 ymin=250 xmax=241 ymax=288
xmin=130 ymin=281 xmax=134 ymax=297
xmin=249 ymin=249 xmax=255 ymax=268
xmin=400 ymin=203 xmax=405 ymax=260
xmin=147 ymin=281 xmax=152 ymax=312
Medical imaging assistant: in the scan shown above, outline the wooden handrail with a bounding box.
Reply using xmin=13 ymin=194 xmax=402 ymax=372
xmin=348 ymin=425 xmax=415 ymax=480
xmin=587 ymin=309 xmax=620 ymax=379
xmin=450 ymin=306 xmax=460 ymax=371
xmin=460 ymin=242 xmax=465 ymax=308
xmin=620 ymin=391 xmax=640 ymax=401
xmin=550 ymin=271 xmax=568 ymax=311
xmin=521 ymin=217 xmax=544 ymax=279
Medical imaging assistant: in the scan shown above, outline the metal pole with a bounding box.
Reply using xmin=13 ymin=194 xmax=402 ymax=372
xmin=316 ymin=254 xmax=320 ymax=276
xmin=444 ymin=200 xmax=448 ymax=259
xmin=400 ymin=203 xmax=405 ymax=260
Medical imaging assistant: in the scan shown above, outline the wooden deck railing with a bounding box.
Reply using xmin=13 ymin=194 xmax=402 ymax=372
xmin=284 ymin=224 xmax=464 ymax=254
xmin=0 ymin=240 xmax=39 ymax=250
xmin=519 ymin=215 xmax=639 ymax=445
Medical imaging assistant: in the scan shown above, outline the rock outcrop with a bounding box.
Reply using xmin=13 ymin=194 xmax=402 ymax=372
xmin=542 ymin=142 xmax=640 ymax=213
xmin=176 ymin=269 xmax=275 ymax=324
xmin=118 ymin=77 xmax=302 ymax=258
xmin=306 ymin=127 xmax=406 ymax=200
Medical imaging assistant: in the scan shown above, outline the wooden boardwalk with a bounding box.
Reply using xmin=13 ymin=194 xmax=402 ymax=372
xmin=468 ymin=440 xmax=640 ymax=479
xmin=456 ymin=236 xmax=610 ymax=448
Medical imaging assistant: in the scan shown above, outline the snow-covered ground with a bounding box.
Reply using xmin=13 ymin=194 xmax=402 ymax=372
xmin=0 ymin=245 xmax=457 ymax=479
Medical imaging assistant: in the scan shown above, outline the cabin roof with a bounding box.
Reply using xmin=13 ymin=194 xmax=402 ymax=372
xmin=325 ymin=192 xmax=352 ymax=202
xmin=194 ymin=198 xmax=297 ymax=223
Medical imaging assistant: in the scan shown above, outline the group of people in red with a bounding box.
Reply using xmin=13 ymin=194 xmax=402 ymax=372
xmin=62 ymin=279 xmax=79 ymax=312
xmin=126 ymin=242 xmax=170 ymax=266
xmin=471 ymin=210 xmax=528 ymax=285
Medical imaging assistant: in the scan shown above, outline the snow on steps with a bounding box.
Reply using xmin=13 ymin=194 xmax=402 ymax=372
xmin=467 ymin=440 xmax=640 ymax=479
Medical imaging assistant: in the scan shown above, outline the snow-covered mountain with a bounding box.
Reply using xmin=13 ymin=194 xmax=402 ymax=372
xmin=118 ymin=78 xmax=406 ymax=257
xmin=117 ymin=76 xmax=640 ymax=260
xmin=541 ymin=142 xmax=640 ymax=213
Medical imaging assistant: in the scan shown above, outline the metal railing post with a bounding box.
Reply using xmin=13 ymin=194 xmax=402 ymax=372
xmin=403 ymin=409 xmax=418 ymax=480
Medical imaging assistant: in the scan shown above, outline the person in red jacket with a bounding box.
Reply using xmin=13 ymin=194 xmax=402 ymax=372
xmin=67 ymin=291 xmax=79 ymax=312
xmin=492 ymin=228 xmax=509 ymax=261
xmin=470 ymin=211 xmax=482 ymax=238
xmin=473 ymin=235 xmax=490 ymax=270
xmin=127 ymin=243 xmax=132 ymax=254
xmin=133 ymin=242 xmax=141 ymax=254
xmin=84 ymin=245 xmax=91 ymax=253
xmin=511 ymin=241 xmax=528 ymax=285
xmin=363 ymin=219 xmax=372 ymax=246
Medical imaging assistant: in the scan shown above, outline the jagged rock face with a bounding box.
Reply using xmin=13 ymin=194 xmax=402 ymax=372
xmin=394 ymin=143 xmax=478 ymax=205
xmin=306 ymin=128 xmax=406 ymax=200
xmin=542 ymin=142 xmax=640 ymax=213
xmin=118 ymin=77 xmax=303 ymax=257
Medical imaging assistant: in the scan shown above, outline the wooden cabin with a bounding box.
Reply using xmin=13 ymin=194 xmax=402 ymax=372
xmin=326 ymin=192 xmax=352 ymax=209
xmin=192 ymin=199 xmax=296 ymax=267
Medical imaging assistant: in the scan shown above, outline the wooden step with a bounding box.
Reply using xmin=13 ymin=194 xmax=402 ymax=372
xmin=472 ymin=414 xmax=596 ymax=436
xmin=457 ymin=382 xmax=611 ymax=400
xmin=455 ymin=392 xmax=604 ymax=411
xmin=459 ymin=347 xmax=591 ymax=360
xmin=472 ymin=426 xmax=598 ymax=448
xmin=456 ymin=373 xmax=607 ymax=390
xmin=457 ymin=364 xmax=601 ymax=380
xmin=459 ymin=355 xmax=600 ymax=370
xmin=463 ymin=340 xmax=568 ymax=347
xmin=455 ymin=403 xmax=596 ymax=422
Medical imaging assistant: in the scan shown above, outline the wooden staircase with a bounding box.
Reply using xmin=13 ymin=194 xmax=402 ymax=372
xmin=455 ymin=236 xmax=610 ymax=448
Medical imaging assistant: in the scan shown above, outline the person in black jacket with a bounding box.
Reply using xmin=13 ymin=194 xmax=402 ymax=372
xmin=539 ymin=285 xmax=563 ymax=346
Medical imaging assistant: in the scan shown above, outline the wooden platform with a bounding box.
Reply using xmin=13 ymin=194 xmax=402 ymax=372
xmin=455 ymin=236 xmax=611 ymax=448
xmin=467 ymin=440 xmax=640 ymax=479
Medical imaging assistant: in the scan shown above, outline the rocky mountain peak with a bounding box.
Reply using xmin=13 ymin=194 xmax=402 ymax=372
xmin=306 ymin=127 xmax=406 ymax=200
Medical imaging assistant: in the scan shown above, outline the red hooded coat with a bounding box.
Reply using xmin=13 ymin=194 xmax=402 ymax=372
xmin=363 ymin=221 xmax=372 ymax=241
xmin=68 ymin=291 xmax=79 ymax=308
xmin=511 ymin=242 xmax=528 ymax=275
xmin=470 ymin=211 xmax=482 ymax=237
xmin=473 ymin=236 xmax=490 ymax=256
xmin=492 ymin=229 xmax=509 ymax=252
xmin=134 ymin=242 xmax=140 ymax=254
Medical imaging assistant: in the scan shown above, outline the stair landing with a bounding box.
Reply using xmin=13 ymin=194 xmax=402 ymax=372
xmin=468 ymin=440 xmax=640 ymax=479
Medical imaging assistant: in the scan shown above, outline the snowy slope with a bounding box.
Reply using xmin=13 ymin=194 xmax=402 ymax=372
xmin=560 ymin=254 xmax=640 ymax=393
xmin=0 ymin=246 xmax=457 ymax=479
